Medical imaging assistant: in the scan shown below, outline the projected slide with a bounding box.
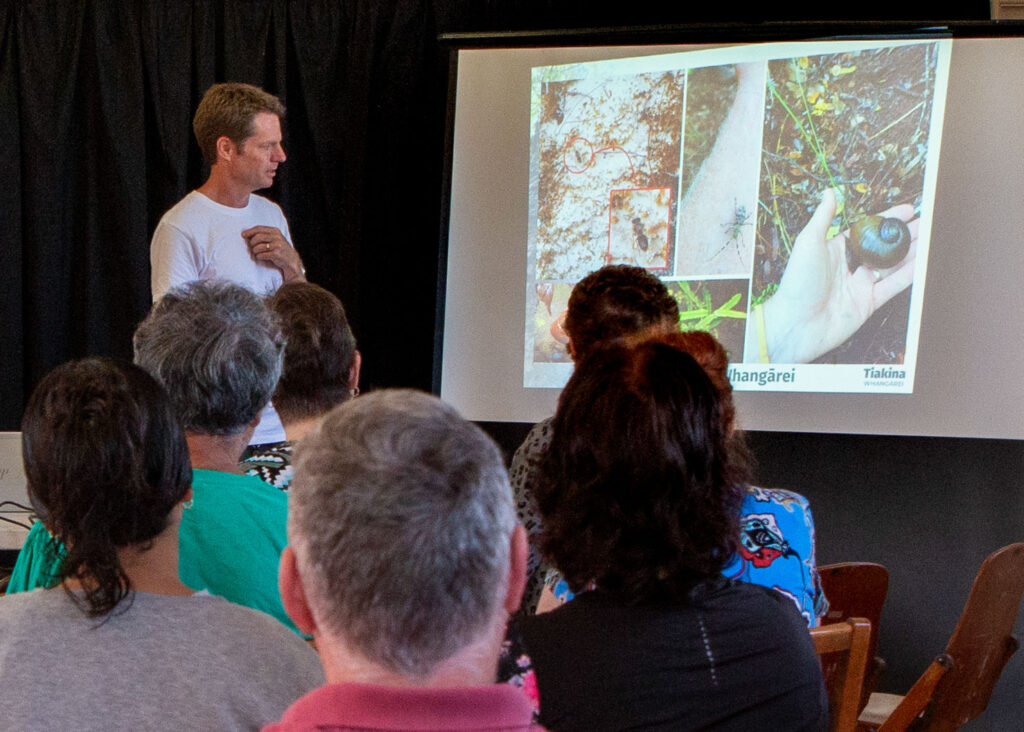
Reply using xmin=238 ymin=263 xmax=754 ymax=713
xmin=524 ymin=39 xmax=950 ymax=393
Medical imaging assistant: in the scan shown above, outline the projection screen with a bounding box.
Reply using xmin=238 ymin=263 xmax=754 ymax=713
xmin=438 ymin=30 xmax=1024 ymax=439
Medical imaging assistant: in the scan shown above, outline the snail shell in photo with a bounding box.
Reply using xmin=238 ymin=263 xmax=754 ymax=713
xmin=846 ymin=215 xmax=911 ymax=273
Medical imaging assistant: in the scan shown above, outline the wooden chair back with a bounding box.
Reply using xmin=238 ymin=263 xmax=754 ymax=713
xmin=819 ymin=562 xmax=889 ymax=708
xmin=862 ymin=543 xmax=1024 ymax=732
xmin=919 ymin=542 xmax=1024 ymax=731
xmin=811 ymin=617 xmax=871 ymax=732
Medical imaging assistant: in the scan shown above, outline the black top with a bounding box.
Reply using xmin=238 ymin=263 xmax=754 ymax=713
xmin=517 ymin=579 xmax=827 ymax=731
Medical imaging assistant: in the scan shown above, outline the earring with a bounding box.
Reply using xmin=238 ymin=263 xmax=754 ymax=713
xmin=350 ymin=386 xmax=360 ymax=397
xmin=183 ymin=498 xmax=194 ymax=510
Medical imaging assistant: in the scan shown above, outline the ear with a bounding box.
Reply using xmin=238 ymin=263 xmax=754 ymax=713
xmin=278 ymin=546 xmax=318 ymax=635
xmin=348 ymin=350 xmax=362 ymax=392
xmin=215 ymin=135 xmax=235 ymax=163
xmin=503 ymin=525 xmax=529 ymax=614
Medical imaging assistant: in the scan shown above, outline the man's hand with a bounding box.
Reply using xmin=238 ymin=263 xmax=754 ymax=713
xmin=242 ymin=226 xmax=306 ymax=283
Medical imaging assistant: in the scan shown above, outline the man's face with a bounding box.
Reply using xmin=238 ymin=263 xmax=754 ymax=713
xmin=229 ymin=111 xmax=286 ymax=192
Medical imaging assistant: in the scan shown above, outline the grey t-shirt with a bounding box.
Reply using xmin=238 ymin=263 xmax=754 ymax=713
xmin=0 ymin=589 xmax=325 ymax=731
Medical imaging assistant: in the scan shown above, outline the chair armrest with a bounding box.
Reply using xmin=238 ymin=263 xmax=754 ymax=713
xmin=875 ymin=653 xmax=953 ymax=732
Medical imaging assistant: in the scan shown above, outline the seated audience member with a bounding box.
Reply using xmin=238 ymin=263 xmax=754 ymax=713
xmin=517 ymin=336 xmax=827 ymax=731
xmin=242 ymin=282 xmax=361 ymax=489
xmin=511 ymin=264 xmax=825 ymax=624
xmin=675 ymin=330 xmax=825 ymax=623
xmin=542 ymin=330 xmax=826 ymax=626
xmin=266 ymin=389 xmax=541 ymax=731
xmin=0 ymin=358 xmax=322 ymax=730
xmin=8 ymin=281 xmax=296 ymax=632
xmin=511 ymin=264 xmax=680 ymax=611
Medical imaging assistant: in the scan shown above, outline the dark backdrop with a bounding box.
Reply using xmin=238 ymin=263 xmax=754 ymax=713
xmin=3 ymin=2 xmax=1018 ymax=730
xmin=0 ymin=0 xmax=993 ymax=424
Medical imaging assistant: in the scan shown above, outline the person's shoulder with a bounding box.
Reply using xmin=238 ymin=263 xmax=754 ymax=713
xmin=139 ymin=593 xmax=324 ymax=690
xmin=528 ymin=417 xmax=552 ymax=446
xmin=187 ymin=593 xmax=303 ymax=642
xmin=152 ymin=191 xmax=215 ymax=243
xmin=744 ymin=484 xmax=811 ymax=509
xmin=511 ymin=418 xmax=554 ymax=465
xmin=16 ymin=518 xmax=50 ymax=547
xmin=0 ymin=587 xmax=59 ymax=616
xmin=189 ymin=469 xmax=289 ymax=525
xmin=5 ymin=522 xmax=64 ymax=594
xmin=0 ymin=591 xmax=82 ymax=675
xmin=193 ymin=468 xmax=288 ymax=499
xmin=172 ymin=594 xmax=318 ymax=664
xmin=249 ymin=193 xmax=286 ymax=215
xmin=156 ymin=190 xmax=206 ymax=221
xmin=235 ymin=470 xmax=290 ymax=503
xmin=712 ymin=578 xmax=812 ymax=627
xmin=0 ymin=589 xmax=93 ymax=647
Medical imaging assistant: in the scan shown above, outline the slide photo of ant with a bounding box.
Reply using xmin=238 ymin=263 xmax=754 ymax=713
xmin=532 ymin=68 xmax=684 ymax=281
xmin=607 ymin=187 xmax=672 ymax=270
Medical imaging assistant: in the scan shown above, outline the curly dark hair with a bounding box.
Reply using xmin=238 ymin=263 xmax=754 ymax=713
xmin=535 ymin=337 xmax=748 ymax=603
xmin=268 ymin=282 xmax=357 ymax=424
xmin=564 ymin=264 xmax=679 ymax=362
xmin=21 ymin=358 xmax=191 ymax=617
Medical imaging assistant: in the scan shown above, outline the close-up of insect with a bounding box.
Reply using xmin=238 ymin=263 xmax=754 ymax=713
xmin=713 ymin=199 xmax=752 ymax=263
xmin=631 ymin=216 xmax=649 ymax=252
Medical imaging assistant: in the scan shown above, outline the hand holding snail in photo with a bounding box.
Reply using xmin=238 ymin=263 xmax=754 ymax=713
xmin=744 ymin=188 xmax=919 ymax=365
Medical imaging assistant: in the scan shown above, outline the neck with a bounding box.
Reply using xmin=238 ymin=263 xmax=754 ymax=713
xmin=282 ymin=415 xmax=322 ymax=443
xmin=316 ymin=611 xmax=508 ymax=689
xmin=117 ymin=512 xmax=193 ymax=595
xmin=197 ymin=171 xmax=251 ymax=209
xmin=186 ymin=431 xmax=251 ymax=473
xmin=64 ymin=511 xmax=192 ymax=597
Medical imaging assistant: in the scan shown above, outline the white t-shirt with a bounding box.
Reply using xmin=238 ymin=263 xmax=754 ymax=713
xmin=150 ymin=190 xmax=293 ymax=446
xmin=150 ymin=190 xmax=293 ymax=302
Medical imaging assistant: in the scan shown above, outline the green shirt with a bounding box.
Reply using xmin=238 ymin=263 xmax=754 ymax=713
xmin=6 ymin=469 xmax=296 ymax=634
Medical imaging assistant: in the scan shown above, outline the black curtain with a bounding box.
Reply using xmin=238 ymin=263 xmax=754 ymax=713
xmin=0 ymin=1 xmax=988 ymax=428
xmin=0 ymin=0 xmax=442 ymax=428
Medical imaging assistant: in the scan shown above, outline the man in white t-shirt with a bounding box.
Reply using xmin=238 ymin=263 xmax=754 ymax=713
xmin=151 ymin=82 xmax=305 ymax=301
xmin=151 ymin=83 xmax=306 ymax=444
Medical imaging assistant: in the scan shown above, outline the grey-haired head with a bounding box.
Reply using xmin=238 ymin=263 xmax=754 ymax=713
xmin=133 ymin=280 xmax=284 ymax=435
xmin=288 ymin=389 xmax=515 ymax=678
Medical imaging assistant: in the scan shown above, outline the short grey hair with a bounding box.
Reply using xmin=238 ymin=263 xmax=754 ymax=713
xmin=289 ymin=389 xmax=515 ymax=678
xmin=133 ymin=280 xmax=284 ymax=435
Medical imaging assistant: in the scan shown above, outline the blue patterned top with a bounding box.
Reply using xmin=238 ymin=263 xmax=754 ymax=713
xmin=546 ymin=485 xmax=827 ymax=625
xmin=721 ymin=486 xmax=827 ymax=625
